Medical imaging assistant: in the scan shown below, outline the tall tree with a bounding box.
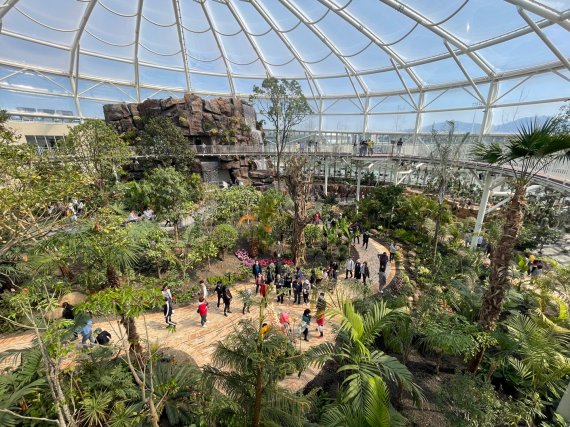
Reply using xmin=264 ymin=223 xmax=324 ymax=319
xmin=284 ymin=156 xmax=313 ymax=266
xmin=146 ymin=167 xmax=192 ymax=242
xmin=250 ymin=78 xmax=312 ymax=190
xmin=61 ymin=119 xmax=131 ymax=203
xmin=0 ymin=112 xmax=87 ymax=258
xmin=137 ymin=116 xmax=195 ymax=171
xmin=428 ymin=121 xmax=470 ymax=262
xmin=469 ymin=118 xmax=570 ymax=372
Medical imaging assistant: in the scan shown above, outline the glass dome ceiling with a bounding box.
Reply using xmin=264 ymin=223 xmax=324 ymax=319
xmin=0 ymin=0 xmax=569 ymax=133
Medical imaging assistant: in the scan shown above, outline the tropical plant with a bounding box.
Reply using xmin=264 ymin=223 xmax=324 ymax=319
xmin=137 ymin=115 xmax=195 ymax=170
xmin=428 ymin=121 xmax=470 ymax=261
xmin=308 ymin=301 xmax=423 ymax=423
xmin=210 ymin=223 xmax=238 ymax=260
xmin=61 ymin=119 xmax=131 ymax=203
xmin=204 ymin=314 xmax=312 ymax=427
xmin=469 ymin=118 xmax=570 ymax=371
xmin=145 ymin=167 xmax=193 ymax=241
xmin=250 ymin=78 xmax=313 ymax=190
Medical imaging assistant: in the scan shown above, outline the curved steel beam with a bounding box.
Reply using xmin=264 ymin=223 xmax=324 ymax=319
xmin=172 ymin=0 xmax=191 ymax=92
xmin=0 ymin=0 xmax=19 ymax=20
xmin=505 ymin=0 xmax=570 ymax=31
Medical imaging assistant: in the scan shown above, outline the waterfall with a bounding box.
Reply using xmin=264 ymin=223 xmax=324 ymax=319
xmin=251 ymin=129 xmax=263 ymax=145
xmin=242 ymin=104 xmax=257 ymax=129
xmin=253 ymin=159 xmax=267 ymax=170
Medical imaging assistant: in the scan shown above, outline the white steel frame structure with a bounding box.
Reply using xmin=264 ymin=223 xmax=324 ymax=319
xmin=0 ymin=0 xmax=568 ymax=135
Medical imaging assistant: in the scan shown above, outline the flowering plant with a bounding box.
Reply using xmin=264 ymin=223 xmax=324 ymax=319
xmin=234 ymin=249 xmax=293 ymax=268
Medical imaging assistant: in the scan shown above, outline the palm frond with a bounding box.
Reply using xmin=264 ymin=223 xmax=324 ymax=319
xmin=471 ymin=142 xmax=505 ymax=164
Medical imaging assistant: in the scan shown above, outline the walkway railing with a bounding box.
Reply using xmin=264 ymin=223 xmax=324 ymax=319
xmin=195 ymin=143 xmax=570 ymax=193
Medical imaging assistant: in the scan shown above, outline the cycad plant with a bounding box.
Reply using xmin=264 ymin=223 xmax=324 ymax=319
xmin=204 ymin=308 xmax=312 ymax=427
xmin=309 ymin=301 xmax=423 ymax=426
xmin=469 ymin=118 xmax=570 ymax=372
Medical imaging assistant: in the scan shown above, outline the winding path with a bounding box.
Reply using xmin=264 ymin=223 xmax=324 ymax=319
xmin=0 ymin=238 xmax=395 ymax=389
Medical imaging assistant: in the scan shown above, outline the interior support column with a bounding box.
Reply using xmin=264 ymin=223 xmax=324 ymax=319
xmin=324 ymin=160 xmax=329 ymax=196
xmin=356 ymin=164 xmax=361 ymax=202
xmin=470 ymin=172 xmax=493 ymax=250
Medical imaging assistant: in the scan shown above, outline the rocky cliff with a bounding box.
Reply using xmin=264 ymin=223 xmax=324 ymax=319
xmin=103 ymin=94 xmax=262 ymax=145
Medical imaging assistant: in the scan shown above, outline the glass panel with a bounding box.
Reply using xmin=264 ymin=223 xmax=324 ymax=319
xmin=368 ymin=113 xmax=417 ymax=132
xmin=233 ymin=78 xmax=264 ymax=95
xmin=495 ymin=72 xmax=570 ymax=106
xmin=442 ymin=0 xmax=527 ymax=44
xmin=79 ymin=54 xmax=134 ymax=82
xmin=139 ymin=48 xmax=184 ymax=69
xmin=315 ymin=77 xmax=360 ymax=96
xmin=139 ymin=66 xmax=186 ymax=89
xmin=391 ymin=25 xmax=447 ymax=61
xmin=424 ymin=86 xmax=489 ymax=111
xmin=344 ymin=0 xmax=417 ymax=45
xmin=5 ymin=0 xmax=85 ymax=45
xmin=322 ymin=114 xmax=364 ymax=132
xmin=478 ymin=31 xmax=558 ymax=72
xmin=0 ymin=69 xmax=72 ymax=95
xmin=369 ymin=95 xmax=418 ymax=113
xmin=139 ymin=88 xmax=186 ymax=101
xmin=85 ymin=2 xmax=136 ymax=47
xmin=322 ymin=98 xmax=364 ymax=114
xmin=0 ymin=35 xmax=69 ymax=71
xmin=420 ymin=109 xmax=483 ymax=133
xmin=80 ymin=32 xmax=135 ymax=60
xmin=78 ymin=79 xmax=137 ymax=102
xmin=490 ymin=101 xmax=566 ymax=133
xmin=0 ymin=89 xmax=76 ymax=115
xmin=253 ymin=30 xmax=298 ymax=65
xmin=345 ymin=44 xmax=392 ymax=72
xmin=267 ymin=60 xmax=306 ymax=78
xmin=360 ymin=70 xmax=415 ymax=94
xmin=79 ymin=99 xmax=108 ymax=118
xmin=190 ymin=74 xmax=231 ymax=94
xmin=313 ymin=10 xmax=371 ymax=55
xmin=412 ymin=56 xmax=486 ymax=85
xmin=542 ymin=25 xmax=570 ymax=58
xmin=404 ymin=0 xmax=467 ymax=23
xmin=256 ymin=0 xmax=299 ymax=32
xmin=232 ymin=1 xmax=272 ymax=35
xmin=306 ymin=54 xmax=348 ymax=76
xmin=285 ymin=24 xmax=332 ymax=63
xmin=184 ymin=29 xmax=222 ymax=62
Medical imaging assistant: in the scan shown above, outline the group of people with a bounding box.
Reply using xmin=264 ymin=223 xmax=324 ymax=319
xmin=355 ymin=139 xmax=375 ymax=156
xmin=48 ymin=199 xmax=85 ymax=222
xmin=128 ymin=207 xmax=155 ymax=223
xmin=61 ymin=302 xmax=111 ymax=347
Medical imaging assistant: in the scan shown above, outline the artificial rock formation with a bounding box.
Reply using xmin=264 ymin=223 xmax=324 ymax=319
xmin=103 ymin=94 xmax=262 ymax=146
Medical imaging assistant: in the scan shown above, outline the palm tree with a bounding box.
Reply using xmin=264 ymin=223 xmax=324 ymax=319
xmin=308 ymin=301 xmax=423 ymax=422
xmin=204 ymin=314 xmax=312 ymax=427
xmin=469 ymin=118 xmax=570 ymax=371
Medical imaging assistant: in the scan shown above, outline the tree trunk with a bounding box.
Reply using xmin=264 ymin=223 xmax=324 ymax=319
xmin=121 ymin=315 xmax=143 ymax=353
xmin=106 ymin=266 xmax=120 ymax=288
xmin=276 ymin=153 xmax=281 ymax=192
xmin=291 ymin=217 xmax=306 ymax=266
xmin=252 ymin=365 xmax=264 ymax=427
xmin=59 ymin=264 xmax=75 ymax=281
xmin=469 ymin=184 xmax=526 ymax=372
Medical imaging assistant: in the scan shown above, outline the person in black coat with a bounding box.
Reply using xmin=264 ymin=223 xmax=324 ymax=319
xmin=62 ymin=302 xmax=74 ymax=320
xmin=214 ymin=281 xmax=224 ymax=308
xmin=284 ymin=273 xmax=293 ymax=298
xmin=362 ymin=231 xmax=370 ymax=249
xmin=222 ymin=284 xmax=233 ymax=316
xmin=362 ymin=262 xmax=370 ymax=285
xmin=292 ymin=279 xmax=303 ymax=305
xmin=354 ymin=260 xmax=362 ymax=280
xmin=94 ymin=328 xmax=112 ymax=345
xmin=252 ymin=260 xmax=262 ymax=279
xmin=163 ymin=298 xmax=176 ymax=328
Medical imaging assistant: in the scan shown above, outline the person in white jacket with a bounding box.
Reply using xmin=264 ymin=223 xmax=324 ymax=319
xmin=345 ymin=257 xmax=355 ymax=279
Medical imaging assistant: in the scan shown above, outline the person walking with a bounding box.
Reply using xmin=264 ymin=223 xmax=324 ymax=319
xmin=315 ymin=293 xmax=327 ymax=338
xmin=222 ymin=283 xmax=233 ymax=316
xmin=302 ymin=280 xmax=311 ymax=304
xmin=396 ymin=137 xmax=404 ymax=154
xmin=309 ymin=269 xmax=316 ymax=287
xmin=378 ymin=252 xmax=389 ymax=273
xmin=284 ymin=272 xmax=293 ymax=299
xmin=293 ymin=279 xmax=303 ymax=305
xmin=362 ymin=261 xmax=370 ymax=286
xmin=389 ymin=243 xmax=398 ymax=262
xmin=161 ymin=284 xmax=173 ymax=303
xmin=279 ymin=311 xmax=291 ymax=336
xmin=301 ymin=309 xmax=312 ymax=341
xmin=80 ymin=316 xmax=95 ymax=347
xmin=276 ymin=274 xmax=285 ymax=304
xmin=214 ymin=281 xmax=224 ymax=308
xmin=296 ymin=266 xmax=303 ymax=283
xmin=255 ymin=273 xmax=265 ymax=295
xmin=354 ymin=260 xmax=362 ymax=280
xmin=197 ymin=297 xmax=208 ymax=327
xmin=94 ymin=328 xmax=112 ymax=345
xmin=199 ymin=280 xmax=208 ymax=301
xmin=362 ymin=230 xmax=370 ymax=249
xmin=331 ymin=261 xmax=339 ymax=281
xmin=345 ymin=257 xmax=355 ymax=279
xmin=352 ymin=226 xmax=361 ymax=244
xmin=163 ymin=298 xmax=176 ymax=328
xmin=252 ymin=260 xmax=262 ymax=280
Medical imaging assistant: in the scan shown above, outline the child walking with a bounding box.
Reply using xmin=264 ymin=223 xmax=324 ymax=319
xmin=197 ymin=297 xmax=208 ymax=327
xmin=301 ymin=309 xmax=311 ymax=341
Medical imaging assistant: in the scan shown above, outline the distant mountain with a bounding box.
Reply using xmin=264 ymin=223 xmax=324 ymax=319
xmin=421 ymin=115 xmax=552 ymax=134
